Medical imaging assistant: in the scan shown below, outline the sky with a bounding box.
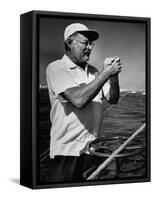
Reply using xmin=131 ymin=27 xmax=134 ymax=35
xmin=39 ymin=15 xmax=146 ymax=91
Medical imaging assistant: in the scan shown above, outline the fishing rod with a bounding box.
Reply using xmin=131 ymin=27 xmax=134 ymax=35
xmin=87 ymin=123 xmax=146 ymax=180
xmin=86 ymin=68 xmax=146 ymax=179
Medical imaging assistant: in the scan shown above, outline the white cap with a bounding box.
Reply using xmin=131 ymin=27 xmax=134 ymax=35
xmin=64 ymin=23 xmax=99 ymax=41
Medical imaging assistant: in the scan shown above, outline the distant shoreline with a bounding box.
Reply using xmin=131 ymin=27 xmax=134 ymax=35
xmin=39 ymin=86 xmax=145 ymax=95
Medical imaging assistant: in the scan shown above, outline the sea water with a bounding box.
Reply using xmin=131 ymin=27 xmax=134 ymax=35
xmin=38 ymin=89 xmax=146 ymax=183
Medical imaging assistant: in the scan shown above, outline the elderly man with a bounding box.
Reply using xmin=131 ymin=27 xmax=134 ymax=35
xmin=46 ymin=23 xmax=121 ymax=182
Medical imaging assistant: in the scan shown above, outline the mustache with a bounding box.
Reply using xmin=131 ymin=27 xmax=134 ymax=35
xmin=84 ymin=50 xmax=91 ymax=55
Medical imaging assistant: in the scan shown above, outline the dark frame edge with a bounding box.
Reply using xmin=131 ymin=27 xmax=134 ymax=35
xmin=20 ymin=11 xmax=33 ymax=189
xmin=31 ymin=10 xmax=151 ymax=21
xmin=146 ymin=18 xmax=151 ymax=182
xmin=33 ymin=177 xmax=150 ymax=190
xmin=32 ymin=11 xmax=38 ymax=189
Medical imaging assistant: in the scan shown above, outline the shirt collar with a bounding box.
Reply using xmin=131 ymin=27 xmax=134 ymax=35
xmin=62 ymin=54 xmax=77 ymax=69
xmin=62 ymin=54 xmax=89 ymax=71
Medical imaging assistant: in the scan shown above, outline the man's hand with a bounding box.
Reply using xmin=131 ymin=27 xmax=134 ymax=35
xmin=62 ymin=56 xmax=121 ymax=108
xmin=100 ymin=56 xmax=121 ymax=104
xmin=103 ymin=56 xmax=122 ymax=77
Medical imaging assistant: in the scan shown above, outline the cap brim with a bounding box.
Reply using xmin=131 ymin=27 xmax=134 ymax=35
xmin=77 ymin=30 xmax=99 ymax=41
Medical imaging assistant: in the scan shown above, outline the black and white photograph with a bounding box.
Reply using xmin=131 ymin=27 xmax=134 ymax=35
xmin=20 ymin=11 xmax=150 ymax=189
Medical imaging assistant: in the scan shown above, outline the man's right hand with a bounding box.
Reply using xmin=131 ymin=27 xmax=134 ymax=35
xmin=103 ymin=56 xmax=122 ymax=77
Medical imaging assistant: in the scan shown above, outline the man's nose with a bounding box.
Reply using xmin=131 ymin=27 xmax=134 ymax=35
xmin=86 ymin=44 xmax=93 ymax=50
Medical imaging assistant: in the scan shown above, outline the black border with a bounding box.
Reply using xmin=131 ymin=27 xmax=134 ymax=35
xmin=20 ymin=12 xmax=33 ymax=188
xmin=20 ymin=10 xmax=151 ymax=189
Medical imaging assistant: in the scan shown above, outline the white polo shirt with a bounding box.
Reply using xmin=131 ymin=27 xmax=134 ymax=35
xmin=46 ymin=55 xmax=110 ymax=158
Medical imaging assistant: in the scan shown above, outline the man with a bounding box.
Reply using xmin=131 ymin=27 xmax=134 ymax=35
xmin=46 ymin=23 xmax=121 ymax=182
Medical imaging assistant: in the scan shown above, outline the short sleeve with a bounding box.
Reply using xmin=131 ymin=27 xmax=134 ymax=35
xmin=46 ymin=63 xmax=78 ymax=95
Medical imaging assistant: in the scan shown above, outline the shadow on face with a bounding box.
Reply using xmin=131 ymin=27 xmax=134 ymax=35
xmin=66 ymin=33 xmax=95 ymax=68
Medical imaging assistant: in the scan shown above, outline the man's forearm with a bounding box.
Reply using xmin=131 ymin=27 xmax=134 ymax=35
xmin=106 ymin=75 xmax=120 ymax=104
xmin=62 ymin=56 xmax=121 ymax=108
xmin=63 ymin=71 xmax=110 ymax=108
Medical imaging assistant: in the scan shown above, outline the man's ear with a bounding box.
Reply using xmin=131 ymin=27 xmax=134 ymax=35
xmin=66 ymin=39 xmax=72 ymax=48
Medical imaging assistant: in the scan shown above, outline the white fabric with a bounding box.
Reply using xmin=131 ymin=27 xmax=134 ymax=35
xmin=46 ymin=55 xmax=110 ymax=158
xmin=64 ymin=23 xmax=88 ymax=41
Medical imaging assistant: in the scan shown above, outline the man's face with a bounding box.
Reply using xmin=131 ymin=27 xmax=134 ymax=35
xmin=69 ymin=33 xmax=94 ymax=67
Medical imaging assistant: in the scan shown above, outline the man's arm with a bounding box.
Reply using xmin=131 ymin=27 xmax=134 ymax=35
xmin=105 ymin=75 xmax=120 ymax=104
xmin=61 ymin=57 xmax=121 ymax=108
xmin=62 ymin=71 xmax=109 ymax=108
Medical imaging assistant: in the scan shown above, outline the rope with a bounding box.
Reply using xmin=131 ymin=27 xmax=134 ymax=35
xmin=103 ymin=76 xmax=145 ymax=115
xmin=119 ymin=64 xmax=144 ymax=89
xmin=40 ymin=148 xmax=50 ymax=162
xmin=40 ymin=148 xmax=49 ymax=158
